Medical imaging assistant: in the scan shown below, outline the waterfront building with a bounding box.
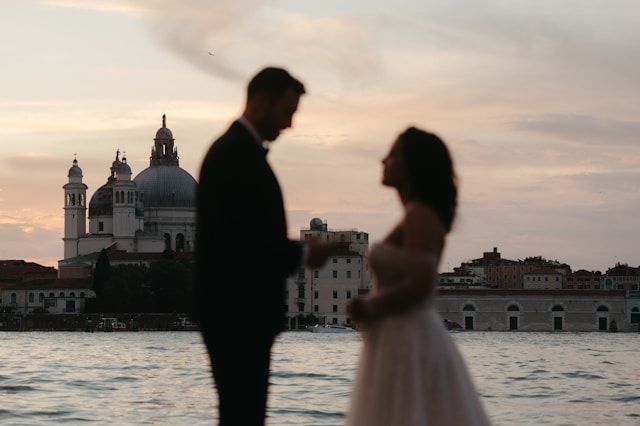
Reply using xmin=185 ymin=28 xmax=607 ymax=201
xmin=285 ymin=219 xmax=371 ymax=328
xmin=59 ymin=115 xmax=197 ymax=276
xmin=565 ymin=269 xmax=601 ymax=290
xmin=523 ymin=268 xmax=563 ymax=290
xmin=437 ymin=289 xmax=634 ymax=331
xmin=601 ymin=263 xmax=639 ymax=292
xmin=438 ymin=269 xmax=485 ymax=287
xmin=1 ymin=278 xmax=94 ymax=314
xmin=458 ymin=247 xmax=571 ymax=289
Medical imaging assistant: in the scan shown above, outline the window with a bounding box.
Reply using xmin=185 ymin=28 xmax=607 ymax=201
xmin=332 ymin=318 xmax=338 ymax=324
xmin=28 ymin=293 xmax=35 ymax=303
xmin=297 ymin=286 xmax=305 ymax=298
xmin=39 ymin=293 xmax=44 ymax=302
xmin=70 ymin=292 xmax=75 ymax=297
xmin=346 ymin=271 xmax=352 ymax=279
xmin=552 ymin=305 xmax=564 ymax=312
xmin=597 ymin=305 xmax=609 ymax=312
xmin=332 ymin=258 xmax=337 ymax=264
xmin=98 ymin=221 xmax=104 ymax=232
xmin=463 ymin=304 xmax=476 ymax=311
xmin=346 ymin=290 xmax=352 ymax=299
xmin=333 ymin=305 xmax=338 ymax=312
xmin=314 ymin=270 xmax=319 ymax=279
xmin=10 ymin=293 xmax=17 ymax=304
xmin=332 ymin=270 xmax=337 ymax=279
xmin=507 ymin=305 xmax=520 ymax=311
xmin=346 ymin=258 xmax=351 ymax=264
xmin=314 ymin=305 xmax=318 ymax=312
xmin=314 ymin=290 xmax=318 ymax=299
xmin=298 ymin=303 xmax=304 ymax=312
xmin=297 ymin=269 xmax=305 ymax=279
xmin=80 ymin=292 xmax=85 ymax=298
xmin=49 ymin=292 xmax=54 ymax=298
xmin=59 ymin=292 xmax=65 ymax=298
xmin=176 ymin=233 xmax=185 ymax=252
xmin=333 ymin=290 xmax=338 ymax=299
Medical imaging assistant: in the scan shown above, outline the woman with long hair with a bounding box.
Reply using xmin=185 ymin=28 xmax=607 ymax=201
xmin=346 ymin=127 xmax=490 ymax=425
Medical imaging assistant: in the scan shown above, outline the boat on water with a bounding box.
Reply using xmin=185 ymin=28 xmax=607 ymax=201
xmin=97 ymin=317 xmax=127 ymax=332
xmin=311 ymin=324 xmax=355 ymax=333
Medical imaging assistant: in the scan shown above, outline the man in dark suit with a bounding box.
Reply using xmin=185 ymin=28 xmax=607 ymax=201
xmin=196 ymin=67 xmax=333 ymax=425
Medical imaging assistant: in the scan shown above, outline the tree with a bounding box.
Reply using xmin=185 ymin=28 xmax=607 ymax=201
xmin=93 ymin=249 xmax=111 ymax=300
xmin=147 ymin=256 xmax=193 ymax=313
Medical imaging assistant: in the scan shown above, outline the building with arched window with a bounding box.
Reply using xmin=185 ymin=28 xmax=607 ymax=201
xmin=436 ymin=289 xmax=633 ymax=331
xmin=59 ymin=116 xmax=197 ymax=275
xmin=1 ymin=278 xmax=94 ymax=314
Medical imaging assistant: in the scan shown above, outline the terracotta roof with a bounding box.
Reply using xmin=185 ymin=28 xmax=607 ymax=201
xmin=571 ymin=269 xmax=601 ymax=276
xmin=5 ymin=278 xmax=92 ymax=290
xmin=0 ymin=260 xmax=57 ymax=281
xmin=437 ymin=289 xmax=626 ymax=297
xmin=525 ymin=268 xmax=562 ymax=275
xmin=605 ymin=264 xmax=638 ymax=277
xmin=109 ymin=251 xmax=194 ymax=261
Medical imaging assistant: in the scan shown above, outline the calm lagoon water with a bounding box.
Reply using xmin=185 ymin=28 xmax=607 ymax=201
xmin=0 ymin=331 xmax=638 ymax=425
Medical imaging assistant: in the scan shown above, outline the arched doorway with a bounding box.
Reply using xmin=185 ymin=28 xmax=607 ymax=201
xmin=596 ymin=305 xmax=609 ymax=331
xmin=507 ymin=304 xmax=520 ymax=330
xmin=463 ymin=304 xmax=476 ymax=330
xmin=552 ymin=305 xmax=565 ymax=331
xmin=176 ymin=233 xmax=185 ymax=252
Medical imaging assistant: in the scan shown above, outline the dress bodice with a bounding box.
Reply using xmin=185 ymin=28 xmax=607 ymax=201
xmin=369 ymin=242 xmax=441 ymax=293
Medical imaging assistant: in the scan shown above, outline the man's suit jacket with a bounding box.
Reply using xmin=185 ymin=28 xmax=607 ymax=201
xmin=195 ymin=121 xmax=302 ymax=337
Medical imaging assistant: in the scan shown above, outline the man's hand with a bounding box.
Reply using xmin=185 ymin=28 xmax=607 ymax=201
xmin=304 ymin=239 xmax=339 ymax=268
xmin=346 ymin=297 xmax=374 ymax=323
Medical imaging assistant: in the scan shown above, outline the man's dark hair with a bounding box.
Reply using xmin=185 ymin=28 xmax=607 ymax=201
xmin=399 ymin=127 xmax=458 ymax=232
xmin=247 ymin=67 xmax=306 ymax=100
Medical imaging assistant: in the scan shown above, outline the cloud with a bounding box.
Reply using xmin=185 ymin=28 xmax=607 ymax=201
xmin=510 ymin=114 xmax=640 ymax=146
xmin=40 ymin=0 xmax=383 ymax=85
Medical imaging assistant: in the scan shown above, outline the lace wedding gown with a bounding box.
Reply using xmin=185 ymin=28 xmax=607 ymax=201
xmin=346 ymin=242 xmax=491 ymax=426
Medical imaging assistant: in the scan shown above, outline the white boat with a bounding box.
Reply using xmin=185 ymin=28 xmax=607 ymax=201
xmin=311 ymin=324 xmax=355 ymax=333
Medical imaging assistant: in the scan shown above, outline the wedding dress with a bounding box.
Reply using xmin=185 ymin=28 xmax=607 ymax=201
xmin=346 ymin=242 xmax=491 ymax=426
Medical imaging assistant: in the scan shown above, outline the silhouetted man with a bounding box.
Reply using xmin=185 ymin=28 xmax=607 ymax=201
xmin=196 ymin=67 xmax=333 ymax=425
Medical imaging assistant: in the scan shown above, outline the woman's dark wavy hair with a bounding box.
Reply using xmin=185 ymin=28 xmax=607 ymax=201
xmin=399 ymin=127 xmax=458 ymax=232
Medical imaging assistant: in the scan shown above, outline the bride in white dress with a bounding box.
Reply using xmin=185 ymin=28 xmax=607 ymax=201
xmin=346 ymin=127 xmax=490 ymax=426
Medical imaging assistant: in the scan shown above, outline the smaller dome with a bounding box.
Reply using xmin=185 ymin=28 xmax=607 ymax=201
xmin=310 ymin=218 xmax=326 ymax=231
xmin=118 ymin=159 xmax=132 ymax=175
xmin=155 ymin=114 xmax=174 ymax=140
xmin=89 ymin=183 xmax=113 ymax=217
xmin=155 ymin=127 xmax=174 ymax=140
xmin=68 ymin=159 xmax=83 ymax=178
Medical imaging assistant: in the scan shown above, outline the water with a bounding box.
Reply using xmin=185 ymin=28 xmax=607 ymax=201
xmin=0 ymin=332 xmax=638 ymax=425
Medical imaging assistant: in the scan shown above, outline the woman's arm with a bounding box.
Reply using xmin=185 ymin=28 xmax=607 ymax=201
xmin=349 ymin=203 xmax=444 ymax=321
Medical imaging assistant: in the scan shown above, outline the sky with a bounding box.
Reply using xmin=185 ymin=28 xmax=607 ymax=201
xmin=1 ymin=0 xmax=639 ymax=271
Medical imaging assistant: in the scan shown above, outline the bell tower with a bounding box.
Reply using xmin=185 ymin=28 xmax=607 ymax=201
xmin=63 ymin=157 xmax=88 ymax=259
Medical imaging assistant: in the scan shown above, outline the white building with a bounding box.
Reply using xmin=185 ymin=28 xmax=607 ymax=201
xmin=286 ymin=219 xmax=371 ymax=328
xmin=2 ymin=278 xmax=94 ymax=314
xmin=59 ymin=115 xmax=197 ymax=274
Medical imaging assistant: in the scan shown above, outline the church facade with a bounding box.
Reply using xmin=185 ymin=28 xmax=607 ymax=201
xmin=59 ymin=116 xmax=197 ymax=271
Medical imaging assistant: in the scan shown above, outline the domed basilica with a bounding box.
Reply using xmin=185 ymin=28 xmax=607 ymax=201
xmin=60 ymin=115 xmax=197 ymax=265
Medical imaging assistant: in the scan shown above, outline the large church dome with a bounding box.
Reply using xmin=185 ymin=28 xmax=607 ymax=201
xmin=134 ymin=166 xmax=196 ymax=208
xmin=133 ymin=115 xmax=197 ymax=209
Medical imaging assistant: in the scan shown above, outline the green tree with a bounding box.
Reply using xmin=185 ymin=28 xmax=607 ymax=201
xmin=147 ymin=255 xmax=193 ymax=313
